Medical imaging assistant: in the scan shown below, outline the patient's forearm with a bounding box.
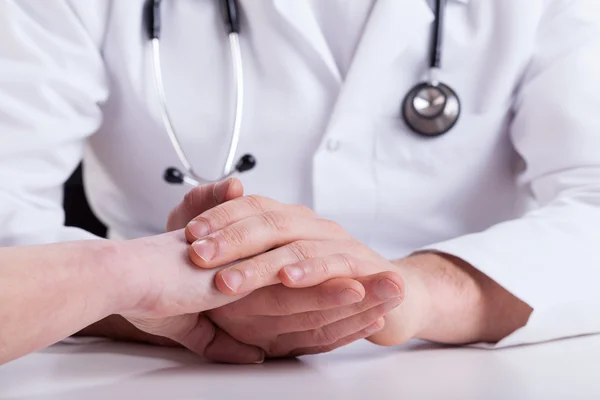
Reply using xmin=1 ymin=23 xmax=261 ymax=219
xmin=0 ymin=240 xmax=125 ymax=364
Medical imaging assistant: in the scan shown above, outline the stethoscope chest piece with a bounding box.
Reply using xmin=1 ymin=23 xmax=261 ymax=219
xmin=402 ymin=82 xmax=460 ymax=137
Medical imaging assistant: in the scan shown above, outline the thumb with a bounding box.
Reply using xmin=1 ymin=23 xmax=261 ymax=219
xmin=204 ymin=327 xmax=265 ymax=364
xmin=166 ymin=178 xmax=244 ymax=232
xmin=149 ymin=313 xmax=263 ymax=364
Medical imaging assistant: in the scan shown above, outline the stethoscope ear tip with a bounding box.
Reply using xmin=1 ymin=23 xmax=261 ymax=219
xmin=164 ymin=167 xmax=185 ymax=184
xmin=235 ymin=154 xmax=256 ymax=173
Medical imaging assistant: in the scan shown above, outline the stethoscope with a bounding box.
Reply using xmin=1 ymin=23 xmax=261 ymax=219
xmin=145 ymin=0 xmax=460 ymax=187
xmin=146 ymin=0 xmax=255 ymax=187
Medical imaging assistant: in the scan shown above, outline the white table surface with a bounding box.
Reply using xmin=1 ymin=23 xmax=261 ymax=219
xmin=1 ymin=335 xmax=599 ymax=400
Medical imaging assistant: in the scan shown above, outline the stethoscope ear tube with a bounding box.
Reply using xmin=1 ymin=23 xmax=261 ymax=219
xmin=220 ymin=0 xmax=240 ymax=34
xmin=148 ymin=0 xmax=255 ymax=187
xmin=144 ymin=0 xmax=162 ymax=40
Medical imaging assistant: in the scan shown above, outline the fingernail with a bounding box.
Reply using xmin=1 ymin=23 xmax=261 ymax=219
xmin=192 ymin=239 xmax=217 ymax=262
xmin=253 ymin=349 xmax=265 ymax=364
xmin=213 ymin=179 xmax=231 ymax=204
xmin=339 ymin=288 xmax=363 ymax=305
xmin=221 ymin=269 xmax=245 ymax=292
xmin=364 ymin=321 xmax=384 ymax=335
xmin=282 ymin=266 xmax=305 ymax=282
xmin=376 ymin=279 xmax=401 ymax=300
xmin=187 ymin=220 xmax=210 ymax=238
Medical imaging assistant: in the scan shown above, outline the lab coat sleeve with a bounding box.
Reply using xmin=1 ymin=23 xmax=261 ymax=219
xmin=421 ymin=1 xmax=600 ymax=347
xmin=0 ymin=0 xmax=109 ymax=245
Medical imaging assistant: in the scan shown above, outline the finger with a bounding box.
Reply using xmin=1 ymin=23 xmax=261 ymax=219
xmin=188 ymin=214 xmax=348 ymax=269
xmin=289 ymin=317 xmax=385 ymax=357
xmin=167 ymin=178 xmax=244 ymax=232
xmin=211 ymin=278 xmax=366 ymax=317
xmin=214 ymin=245 xmax=375 ymax=295
xmin=213 ymin=240 xmax=363 ymax=295
xmin=204 ymin=327 xmax=265 ymax=364
xmin=280 ymin=253 xmax=394 ymax=289
xmin=258 ymin=271 xmax=403 ymax=335
xmin=268 ymin=298 xmax=401 ymax=357
xmin=185 ymin=195 xmax=315 ymax=241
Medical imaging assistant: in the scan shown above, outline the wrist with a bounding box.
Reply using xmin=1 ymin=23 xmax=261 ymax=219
xmin=401 ymin=252 xmax=487 ymax=343
xmin=90 ymin=238 xmax=153 ymax=317
xmin=110 ymin=230 xmax=192 ymax=317
xmin=402 ymin=252 xmax=532 ymax=344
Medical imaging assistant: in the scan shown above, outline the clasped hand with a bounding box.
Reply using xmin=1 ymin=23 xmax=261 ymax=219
xmin=122 ymin=179 xmax=429 ymax=363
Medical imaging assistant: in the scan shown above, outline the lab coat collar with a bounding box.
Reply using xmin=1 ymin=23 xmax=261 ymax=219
xmin=272 ymin=0 xmax=469 ymax=87
xmin=272 ymin=0 xmax=343 ymax=85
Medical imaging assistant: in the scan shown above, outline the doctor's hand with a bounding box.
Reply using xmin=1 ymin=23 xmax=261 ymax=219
xmin=183 ymin=195 xmax=427 ymax=352
xmin=158 ymin=180 xmax=393 ymax=361
xmin=185 ymin=195 xmax=533 ymax=347
xmin=170 ymin=182 xmax=404 ymax=358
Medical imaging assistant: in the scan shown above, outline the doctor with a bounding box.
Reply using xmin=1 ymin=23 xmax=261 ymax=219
xmin=1 ymin=0 xmax=600 ymax=353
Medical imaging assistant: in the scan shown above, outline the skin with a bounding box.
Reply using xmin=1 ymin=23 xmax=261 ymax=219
xmin=184 ymin=193 xmax=534 ymax=348
xmin=0 ymin=228 xmax=259 ymax=365
xmin=73 ymin=180 xmax=403 ymax=362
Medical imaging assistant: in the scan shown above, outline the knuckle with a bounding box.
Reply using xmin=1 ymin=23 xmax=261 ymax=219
xmin=311 ymin=326 xmax=339 ymax=346
xmin=300 ymin=310 xmax=329 ymax=330
xmin=245 ymin=195 xmax=267 ymax=212
xmin=208 ymin=204 xmax=235 ymax=228
xmin=313 ymin=257 xmax=332 ymax=277
xmin=260 ymin=210 xmax=288 ymax=233
xmin=287 ymin=240 xmax=317 ymax=261
xmin=219 ymin=225 xmax=249 ymax=247
xmin=245 ymin=258 xmax=278 ymax=280
xmin=269 ymin=293 xmax=294 ymax=315
xmin=336 ymin=253 xmax=359 ymax=275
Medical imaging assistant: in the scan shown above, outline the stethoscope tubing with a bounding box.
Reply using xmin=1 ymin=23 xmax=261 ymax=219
xmin=149 ymin=0 xmax=459 ymax=186
xmin=151 ymin=34 xmax=243 ymax=185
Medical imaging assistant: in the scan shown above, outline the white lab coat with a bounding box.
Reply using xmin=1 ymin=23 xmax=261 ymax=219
xmin=1 ymin=0 xmax=600 ymax=348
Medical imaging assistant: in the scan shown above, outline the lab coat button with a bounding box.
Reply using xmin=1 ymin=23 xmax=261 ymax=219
xmin=326 ymin=139 xmax=341 ymax=152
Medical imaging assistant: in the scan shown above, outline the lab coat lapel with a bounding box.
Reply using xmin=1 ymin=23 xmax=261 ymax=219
xmin=351 ymin=0 xmax=435 ymax=72
xmin=272 ymin=0 xmax=342 ymax=85
xmin=348 ymin=0 xmax=471 ymax=75
xmin=329 ymin=0 xmax=469 ymax=114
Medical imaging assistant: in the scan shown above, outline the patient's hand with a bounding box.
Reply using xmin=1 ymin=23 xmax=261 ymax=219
xmin=76 ymin=179 xmax=262 ymax=364
xmin=206 ymin=272 xmax=402 ymax=358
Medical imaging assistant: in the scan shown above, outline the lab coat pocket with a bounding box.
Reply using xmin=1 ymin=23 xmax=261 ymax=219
xmin=370 ymin=104 xmax=515 ymax=255
xmin=373 ymin=104 xmax=514 ymax=174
